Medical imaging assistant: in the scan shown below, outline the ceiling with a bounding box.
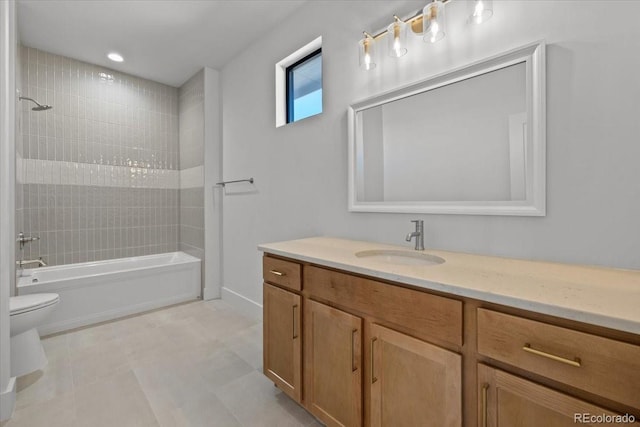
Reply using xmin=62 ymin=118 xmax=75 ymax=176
xmin=17 ymin=0 xmax=308 ymax=87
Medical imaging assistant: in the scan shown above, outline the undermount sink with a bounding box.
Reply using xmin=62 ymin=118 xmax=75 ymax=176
xmin=355 ymin=249 xmax=445 ymax=266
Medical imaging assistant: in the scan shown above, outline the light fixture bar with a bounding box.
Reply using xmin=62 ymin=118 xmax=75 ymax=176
xmin=364 ymin=0 xmax=453 ymax=40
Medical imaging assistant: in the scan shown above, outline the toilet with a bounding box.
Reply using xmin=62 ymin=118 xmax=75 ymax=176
xmin=9 ymin=293 xmax=60 ymax=377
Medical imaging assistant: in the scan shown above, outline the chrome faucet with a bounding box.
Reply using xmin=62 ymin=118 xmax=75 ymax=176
xmin=17 ymin=231 xmax=40 ymax=250
xmin=405 ymin=220 xmax=425 ymax=251
xmin=16 ymin=232 xmax=44 ymax=275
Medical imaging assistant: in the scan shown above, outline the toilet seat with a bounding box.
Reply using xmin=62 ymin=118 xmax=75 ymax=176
xmin=10 ymin=293 xmax=60 ymax=316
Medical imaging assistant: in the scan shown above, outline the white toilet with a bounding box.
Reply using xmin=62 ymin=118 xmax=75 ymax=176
xmin=9 ymin=293 xmax=60 ymax=377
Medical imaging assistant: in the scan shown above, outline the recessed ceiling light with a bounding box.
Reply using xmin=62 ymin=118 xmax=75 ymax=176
xmin=107 ymin=52 xmax=124 ymax=62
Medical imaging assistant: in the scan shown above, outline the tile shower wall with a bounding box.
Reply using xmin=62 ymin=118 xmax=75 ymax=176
xmin=178 ymin=71 xmax=205 ymax=264
xmin=16 ymin=46 xmax=180 ymax=266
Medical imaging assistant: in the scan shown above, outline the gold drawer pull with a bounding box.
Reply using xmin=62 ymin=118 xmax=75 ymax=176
xmin=351 ymin=329 xmax=358 ymax=372
xmin=523 ymin=343 xmax=581 ymax=367
xmin=269 ymin=270 xmax=285 ymax=276
xmin=292 ymin=305 xmax=298 ymax=339
xmin=371 ymin=337 xmax=378 ymax=384
xmin=481 ymin=383 xmax=489 ymax=427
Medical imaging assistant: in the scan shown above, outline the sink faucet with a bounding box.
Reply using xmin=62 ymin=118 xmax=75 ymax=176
xmin=405 ymin=220 xmax=425 ymax=251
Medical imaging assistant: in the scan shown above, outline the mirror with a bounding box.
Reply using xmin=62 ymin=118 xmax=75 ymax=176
xmin=348 ymin=42 xmax=545 ymax=216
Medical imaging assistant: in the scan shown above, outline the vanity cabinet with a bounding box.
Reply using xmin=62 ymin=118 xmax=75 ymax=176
xmin=261 ymin=252 xmax=640 ymax=427
xmin=263 ymin=256 xmax=302 ymax=402
xmin=263 ymin=255 xmax=464 ymax=427
xmin=305 ymin=300 xmax=363 ymax=427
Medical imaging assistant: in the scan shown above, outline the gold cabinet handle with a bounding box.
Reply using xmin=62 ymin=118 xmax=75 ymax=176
xmin=481 ymin=383 xmax=489 ymax=427
xmin=292 ymin=305 xmax=298 ymax=339
xmin=351 ymin=329 xmax=358 ymax=372
xmin=269 ymin=270 xmax=285 ymax=276
xmin=371 ymin=337 xmax=378 ymax=384
xmin=522 ymin=343 xmax=581 ymax=367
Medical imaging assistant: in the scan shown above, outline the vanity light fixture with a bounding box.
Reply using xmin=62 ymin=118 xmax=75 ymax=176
xmin=358 ymin=32 xmax=377 ymax=70
xmin=423 ymin=0 xmax=446 ymax=43
xmin=469 ymin=0 xmax=493 ymax=24
xmin=107 ymin=52 xmax=124 ymax=62
xmin=359 ymin=0 xmax=494 ymax=71
xmin=387 ymin=16 xmax=408 ymax=57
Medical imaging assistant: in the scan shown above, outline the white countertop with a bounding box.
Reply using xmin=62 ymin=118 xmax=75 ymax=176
xmin=258 ymin=237 xmax=640 ymax=335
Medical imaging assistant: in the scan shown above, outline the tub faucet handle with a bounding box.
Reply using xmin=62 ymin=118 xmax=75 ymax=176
xmin=17 ymin=232 xmax=40 ymax=249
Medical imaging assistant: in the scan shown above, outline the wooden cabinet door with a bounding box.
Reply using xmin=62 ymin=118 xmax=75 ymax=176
xmin=369 ymin=324 xmax=462 ymax=427
xmin=306 ymin=299 xmax=363 ymax=427
xmin=263 ymin=283 xmax=301 ymax=402
xmin=477 ymin=364 xmax=640 ymax=427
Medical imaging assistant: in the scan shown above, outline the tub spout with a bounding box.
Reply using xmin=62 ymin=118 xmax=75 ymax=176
xmin=16 ymin=258 xmax=47 ymax=267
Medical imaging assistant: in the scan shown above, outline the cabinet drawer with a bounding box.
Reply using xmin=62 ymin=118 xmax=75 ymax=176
xmin=478 ymin=364 xmax=640 ymax=426
xmin=305 ymin=266 xmax=462 ymax=347
xmin=477 ymin=308 xmax=640 ymax=409
xmin=263 ymin=256 xmax=301 ymax=291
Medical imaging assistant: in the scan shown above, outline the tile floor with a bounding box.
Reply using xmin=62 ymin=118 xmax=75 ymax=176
xmin=1 ymin=300 xmax=321 ymax=427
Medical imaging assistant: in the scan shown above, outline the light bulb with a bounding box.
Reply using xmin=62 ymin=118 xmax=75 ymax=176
xmin=364 ymin=41 xmax=372 ymax=69
xmin=359 ymin=35 xmax=377 ymax=70
xmin=387 ymin=19 xmax=408 ymax=58
xmin=423 ymin=1 xmax=446 ymax=44
xmin=393 ymin=37 xmax=402 ymax=55
xmin=429 ymin=21 xmax=440 ymax=43
xmin=474 ymin=1 xmax=484 ymax=17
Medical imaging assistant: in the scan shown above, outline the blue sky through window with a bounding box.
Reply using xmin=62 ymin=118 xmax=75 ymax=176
xmin=287 ymin=50 xmax=322 ymax=123
xmin=293 ymin=89 xmax=322 ymax=122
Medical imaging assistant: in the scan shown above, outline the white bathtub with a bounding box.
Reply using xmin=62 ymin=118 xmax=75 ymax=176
xmin=17 ymin=252 xmax=201 ymax=335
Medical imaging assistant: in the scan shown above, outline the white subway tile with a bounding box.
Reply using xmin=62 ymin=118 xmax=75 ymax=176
xmin=51 ymin=161 xmax=60 ymax=185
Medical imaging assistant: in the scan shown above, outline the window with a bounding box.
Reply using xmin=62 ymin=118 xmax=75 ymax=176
xmin=275 ymin=36 xmax=322 ymax=127
xmin=286 ymin=49 xmax=322 ymax=123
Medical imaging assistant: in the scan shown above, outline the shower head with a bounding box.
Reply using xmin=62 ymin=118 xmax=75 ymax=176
xmin=19 ymin=96 xmax=52 ymax=111
xmin=31 ymin=104 xmax=53 ymax=111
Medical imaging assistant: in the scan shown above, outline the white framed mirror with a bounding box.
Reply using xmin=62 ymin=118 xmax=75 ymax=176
xmin=348 ymin=41 xmax=546 ymax=216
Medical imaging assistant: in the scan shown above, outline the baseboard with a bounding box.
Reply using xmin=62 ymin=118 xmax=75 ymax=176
xmin=221 ymin=287 xmax=262 ymax=320
xmin=0 ymin=377 xmax=16 ymax=422
xmin=39 ymin=293 xmax=199 ymax=336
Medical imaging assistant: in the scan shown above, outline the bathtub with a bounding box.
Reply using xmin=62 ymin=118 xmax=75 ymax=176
xmin=17 ymin=252 xmax=201 ymax=335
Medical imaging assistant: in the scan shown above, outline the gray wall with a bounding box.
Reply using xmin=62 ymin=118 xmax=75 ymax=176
xmin=221 ymin=0 xmax=640 ymax=308
xmin=16 ymin=46 xmax=180 ymax=266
